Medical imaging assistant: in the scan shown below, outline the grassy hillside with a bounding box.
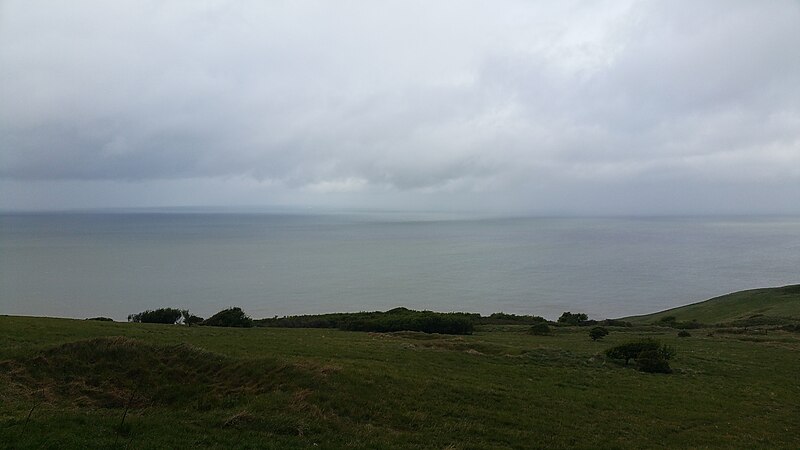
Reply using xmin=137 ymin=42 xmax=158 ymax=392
xmin=624 ymin=284 xmax=800 ymax=325
xmin=2 ymin=313 xmax=799 ymax=449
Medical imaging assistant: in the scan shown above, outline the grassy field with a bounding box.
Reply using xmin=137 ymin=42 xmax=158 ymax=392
xmin=2 ymin=288 xmax=800 ymax=449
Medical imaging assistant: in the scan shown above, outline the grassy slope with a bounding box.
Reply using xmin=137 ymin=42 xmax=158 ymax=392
xmin=2 ymin=314 xmax=800 ymax=449
xmin=624 ymin=284 xmax=800 ymax=325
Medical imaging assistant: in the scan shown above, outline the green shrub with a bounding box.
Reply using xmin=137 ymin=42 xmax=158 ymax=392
xmin=86 ymin=317 xmax=113 ymax=322
xmin=636 ymin=349 xmax=672 ymax=373
xmin=481 ymin=312 xmax=547 ymax=325
xmin=528 ymin=323 xmax=551 ymax=335
xmin=557 ymin=312 xmax=588 ymax=326
xmin=677 ymin=330 xmax=691 ymax=337
xmin=604 ymin=339 xmax=673 ymax=366
xmin=128 ymin=308 xmax=184 ymax=324
xmin=589 ymin=326 xmax=609 ymax=341
xmin=203 ymin=307 xmax=254 ymax=328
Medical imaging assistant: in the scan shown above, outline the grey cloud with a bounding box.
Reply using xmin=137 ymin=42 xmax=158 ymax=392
xmin=1 ymin=0 xmax=799 ymax=212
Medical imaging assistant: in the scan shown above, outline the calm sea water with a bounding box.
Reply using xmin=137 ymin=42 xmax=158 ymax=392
xmin=1 ymin=212 xmax=799 ymax=321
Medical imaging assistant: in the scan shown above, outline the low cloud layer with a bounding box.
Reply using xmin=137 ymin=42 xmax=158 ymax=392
xmin=2 ymin=1 xmax=799 ymax=213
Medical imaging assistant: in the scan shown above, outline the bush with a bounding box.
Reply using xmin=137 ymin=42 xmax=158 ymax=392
xmin=636 ymin=349 xmax=673 ymax=373
xmin=528 ymin=323 xmax=551 ymax=335
xmin=589 ymin=327 xmax=609 ymax=341
xmin=557 ymin=312 xmax=588 ymax=326
xmin=86 ymin=317 xmax=114 ymax=322
xmin=677 ymin=330 xmax=691 ymax=337
xmin=128 ymin=308 xmax=184 ymax=324
xmin=203 ymin=307 xmax=254 ymax=328
xmin=604 ymin=339 xmax=674 ymax=366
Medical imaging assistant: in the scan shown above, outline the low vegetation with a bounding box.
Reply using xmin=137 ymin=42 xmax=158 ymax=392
xmin=528 ymin=322 xmax=551 ymax=335
xmin=557 ymin=311 xmax=588 ymax=325
xmin=604 ymin=339 xmax=675 ymax=374
xmin=86 ymin=316 xmax=114 ymax=322
xmin=127 ymin=308 xmax=185 ymax=324
xmin=589 ymin=326 xmax=609 ymax=341
xmin=257 ymin=307 xmax=475 ymax=335
xmin=654 ymin=315 xmax=704 ymax=329
xmin=477 ymin=312 xmax=548 ymax=325
xmin=202 ymin=307 xmax=253 ymax=328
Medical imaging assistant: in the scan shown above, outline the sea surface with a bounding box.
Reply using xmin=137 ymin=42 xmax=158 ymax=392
xmin=2 ymin=211 xmax=799 ymax=321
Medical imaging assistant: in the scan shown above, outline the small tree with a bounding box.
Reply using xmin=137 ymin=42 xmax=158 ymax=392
xmin=589 ymin=326 xmax=609 ymax=341
xmin=203 ymin=307 xmax=254 ymax=328
xmin=605 ymin=339 xmax=662 ymax=365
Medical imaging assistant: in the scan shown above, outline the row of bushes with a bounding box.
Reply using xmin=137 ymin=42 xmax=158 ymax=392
xmin=341 ymin=311 xmax=474 ymax=334
xmin=654 ymin=316 xmax=704 ymax=329
xmin=557 ymin=312 xmax=632 ymax=327
xmin=257 ymin=307 xmax=474 ymax=335
xmin=127 ymin=307 xmax=253 ymax=328
xmin=259 ymin=309 xmax=633 ymax=333
xmin=256 ymin=309 xmax=549 ymax=329
xmin=124 ymin=306 xmax=642 ymax=335
xmin=477 ymin=312 xmax=548 ymax=325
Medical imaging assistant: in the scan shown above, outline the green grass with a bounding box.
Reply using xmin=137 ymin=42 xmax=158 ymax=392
xmin=2 ymin=309 xmax=800 ymax=449
xmin=624 ymin=284 xmax=800 ymax=325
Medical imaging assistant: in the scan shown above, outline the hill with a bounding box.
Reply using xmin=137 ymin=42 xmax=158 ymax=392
xmin=624 ymin=284 xmax=800 ymax=325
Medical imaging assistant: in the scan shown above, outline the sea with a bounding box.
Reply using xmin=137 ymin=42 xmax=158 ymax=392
xmin=1 ymin=211 xmax=799 ymax=322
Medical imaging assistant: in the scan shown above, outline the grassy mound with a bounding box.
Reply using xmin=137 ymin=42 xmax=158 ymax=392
xmin=624 ymin=284 xmax=800 ymax=325
xmin=1 ymin=336 xmax=328 ymax=409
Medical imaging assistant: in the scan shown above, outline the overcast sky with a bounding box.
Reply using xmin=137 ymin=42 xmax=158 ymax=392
xmin=1 ymin=1 xmax=799 ymax=214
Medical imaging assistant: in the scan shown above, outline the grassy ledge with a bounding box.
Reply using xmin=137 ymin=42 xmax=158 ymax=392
xmin=623 ymin=284 xmax=800 ymax=325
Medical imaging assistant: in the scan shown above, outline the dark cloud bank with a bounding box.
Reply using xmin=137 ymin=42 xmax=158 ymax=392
xmin=2 ymin=1 xmax=799 ymax=214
